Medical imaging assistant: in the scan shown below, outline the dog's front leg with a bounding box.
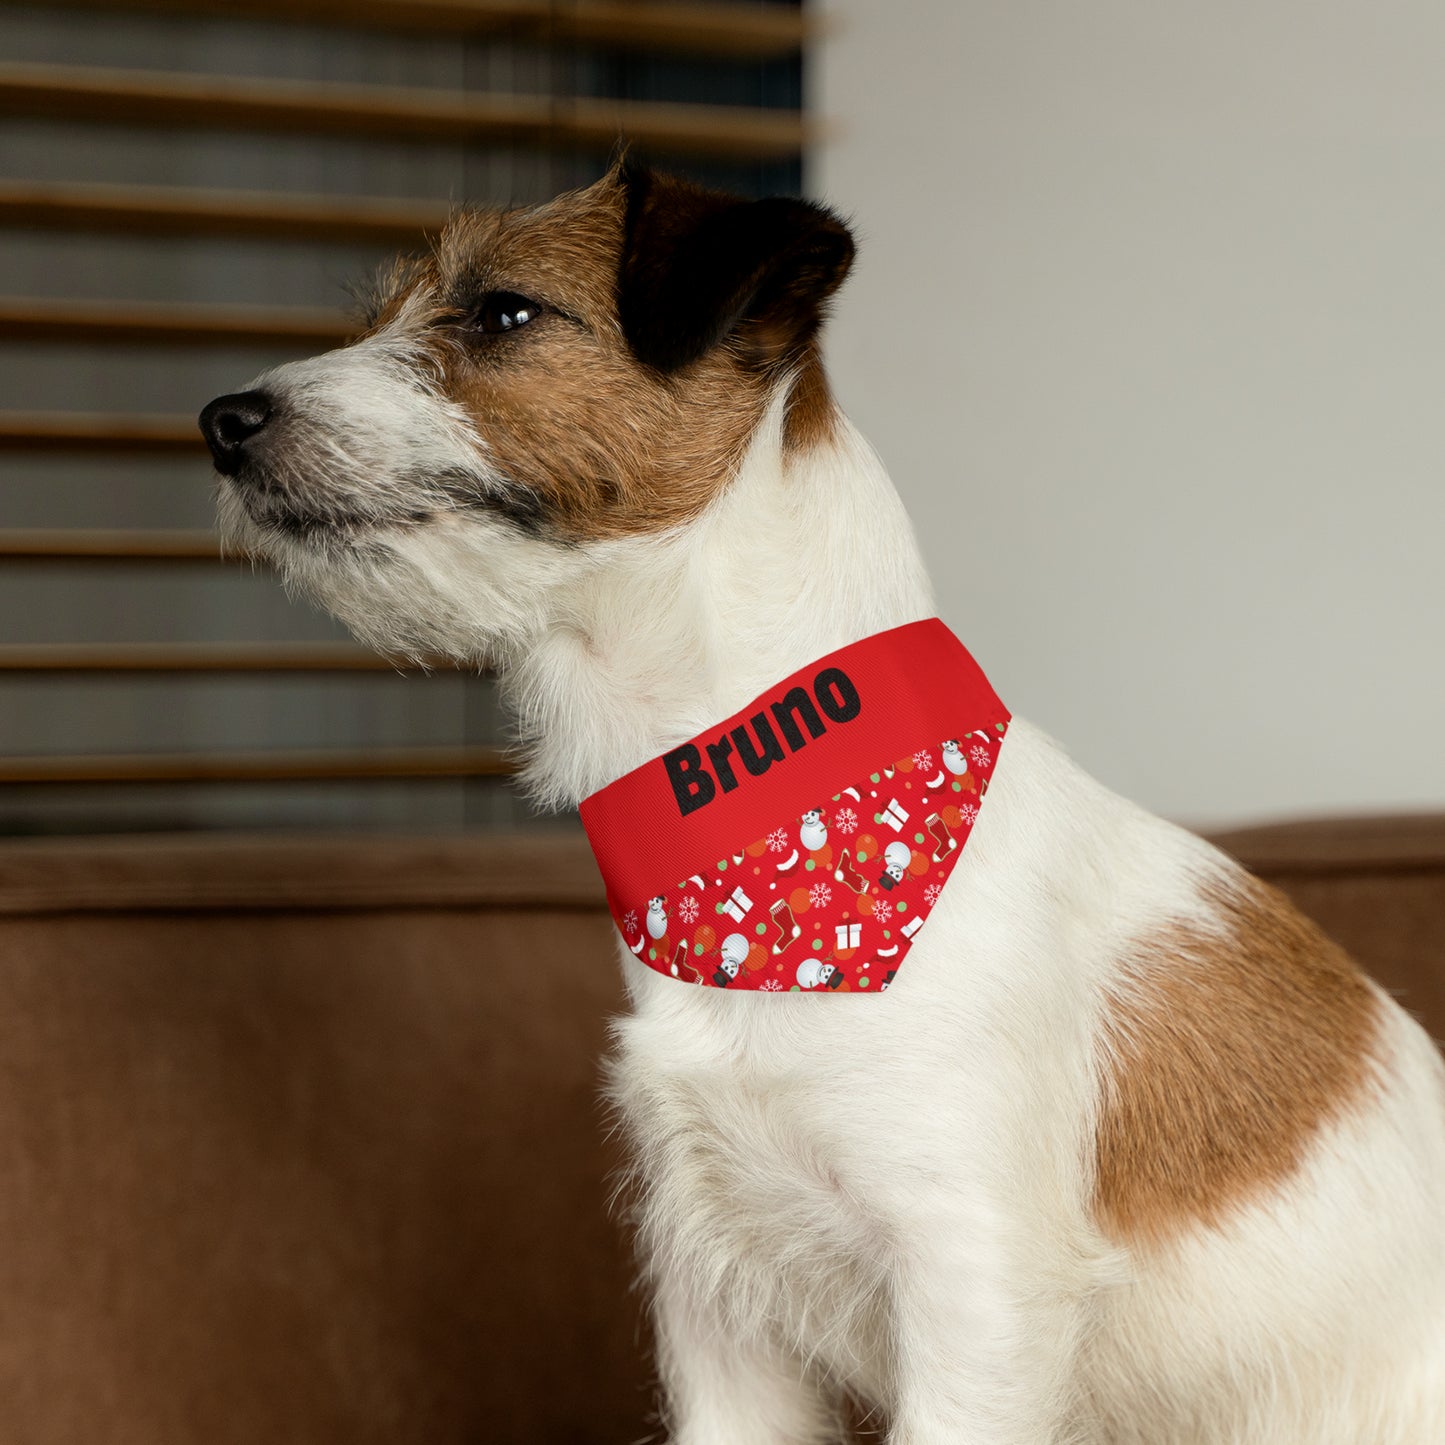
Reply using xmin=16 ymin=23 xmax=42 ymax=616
xmin=653 ymin=1272 xmax=844 ymax=1445
xmin=883 ymin=1217 xmax=1091 ymax=1445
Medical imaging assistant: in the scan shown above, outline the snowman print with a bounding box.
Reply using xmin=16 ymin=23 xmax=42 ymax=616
xmin=646 ymin=895 xmax=668 ymax=939
xmin=715 ymin=932 xmax=749 ymax=987
xmin=941 ymin=739 xmax=968 ymax=775
xmin=799 ymin=808 xmax=828 ymax=852
xmin=878 ymin=839 xmax=911 ymax=890
xmin=796 ymin=957 xmax=836 ymax=990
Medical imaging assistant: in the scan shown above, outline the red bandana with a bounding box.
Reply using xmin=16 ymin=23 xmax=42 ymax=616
xmin=580 ymin=620 xmax=1009 ymax=994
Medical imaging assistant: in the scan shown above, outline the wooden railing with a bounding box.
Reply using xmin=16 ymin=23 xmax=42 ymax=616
xmin=0 ymin=643 xmax=421 ymax=673
xmin=0 ymin=529 xmax=229 ymax=560
xmin=0 ymin=62 xmax=812 ymax=162
xmin=0 ymin=180 xmax=448 ymax=245
xmin=0 ymin=298 xmax=354 ymax=348
xmin=0 ymin=0 xmax=811 ymax=58
xmin=0 ymin=412 xmax=204 ymax=452
xmin=0 ymin=745 xmax=511 ymax=784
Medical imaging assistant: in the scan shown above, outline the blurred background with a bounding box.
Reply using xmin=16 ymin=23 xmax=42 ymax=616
xmin=6 ymin=0 xmax=1439 ymax=841
xmin=819 ymin=1 xmax=1445 ymax=826
xmin=0 ymin=0 xmax=802 ymax=837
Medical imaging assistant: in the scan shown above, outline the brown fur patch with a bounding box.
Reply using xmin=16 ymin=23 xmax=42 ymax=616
xmin=366 ymin=172 xmax=839 ymax=542
xmin=782 ymin=343 xmax=840 ymax=454
xmin=1093 ymin=873 xmax=1382 ymax=1247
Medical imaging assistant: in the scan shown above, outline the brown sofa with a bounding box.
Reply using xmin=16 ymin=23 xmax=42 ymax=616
xmin=0 ymin=817 xmax=1440 ymax=1443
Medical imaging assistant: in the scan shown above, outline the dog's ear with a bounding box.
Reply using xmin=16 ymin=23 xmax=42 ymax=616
xmin=617 ymin=162 xmax=855 ymax=374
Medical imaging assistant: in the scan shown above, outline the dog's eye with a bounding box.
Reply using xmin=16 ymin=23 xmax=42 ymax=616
xmin=472 ymin=291 xmax=543 ymax=334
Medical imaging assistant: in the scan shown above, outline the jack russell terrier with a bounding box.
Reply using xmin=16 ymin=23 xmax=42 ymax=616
xmin=200 ymin=162 xmax=1445 ymax=1444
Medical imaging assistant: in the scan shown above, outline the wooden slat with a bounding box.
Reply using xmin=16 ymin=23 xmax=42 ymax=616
xmin=543 ymin=0 xmax=809 ymax=58
xmin=0 ymin=412 xmax=202 ymax=452
xmin=0 ymin=529 xmax=227 ymax=561
xmin=0 ymin=643 xmax=421 ymax=672
xmin=0 ymin=296 xmax=353 ymax=348
xmin=0 ymin=179 xmax=449 ymax=245
xmin=0 ymin=62 xmax=809 ymax=162
xmin=0 ymin=744 xmax=512 ymax=783
xmin=0 ymin=0 xmax=809 ymax=58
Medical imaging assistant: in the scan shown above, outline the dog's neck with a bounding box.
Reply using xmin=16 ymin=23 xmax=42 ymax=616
xmin=503 ymin=393 xmax=937 ymax=810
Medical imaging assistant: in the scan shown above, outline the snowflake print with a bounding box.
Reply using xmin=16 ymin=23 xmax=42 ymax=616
xmin=970 ymin=744 xmax=991 ymax=770
xmin=622 ymin=910 xmax=638 ymax=935
xmin=809 ymin=881 xmax=833 ymax=909
xmin=760 ymin=979 xmax=784 ymax=992
xmin=834 ymin=806 xmax=858 ymax=835
xmin=924 ymin=883 xmax=942 ymax=908
xmin=913 ymin=748 xmax=933 ymax=772
xmin=767 ymin=828 xmax=790 ymax=853
xmin=960 ymin=802 xmax=979 ymax=825
xmin=678 ymin=895 xmax=700 ymax=925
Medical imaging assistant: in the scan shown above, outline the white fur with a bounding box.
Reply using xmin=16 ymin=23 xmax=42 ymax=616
xmin=220 ymin=350 xmax=1445 ymax=1443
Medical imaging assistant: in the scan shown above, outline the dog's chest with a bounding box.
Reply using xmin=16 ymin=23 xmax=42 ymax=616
xmin=612 ymin=1001 xmax=897 ymax=1385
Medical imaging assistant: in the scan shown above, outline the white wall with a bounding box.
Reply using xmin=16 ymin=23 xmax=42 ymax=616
xmin=813 ymin=1 xmax=1445 ymax=827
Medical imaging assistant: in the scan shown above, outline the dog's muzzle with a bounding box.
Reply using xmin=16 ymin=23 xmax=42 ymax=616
xmin=199 ymin=390 xmax=273 ymax=476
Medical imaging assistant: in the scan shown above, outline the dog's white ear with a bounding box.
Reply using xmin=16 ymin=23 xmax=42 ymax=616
xmin=617 ymin=161 xmax=855 ymax=375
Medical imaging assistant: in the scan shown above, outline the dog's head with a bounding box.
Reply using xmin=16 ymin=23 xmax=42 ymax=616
xmin=200 ymin=162 xmax=854 ymax=662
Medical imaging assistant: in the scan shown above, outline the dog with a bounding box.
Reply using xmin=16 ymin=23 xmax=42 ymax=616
xmin=200 ymin=161 xmax=1445 ymax=1443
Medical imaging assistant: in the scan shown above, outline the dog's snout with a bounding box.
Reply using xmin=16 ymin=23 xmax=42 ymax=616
xmin=199 ymin=390 xmax=273 ymax=475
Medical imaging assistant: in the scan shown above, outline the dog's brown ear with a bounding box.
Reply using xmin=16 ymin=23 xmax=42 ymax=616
xmin=617 ymin=162 xmax=855 ymax=374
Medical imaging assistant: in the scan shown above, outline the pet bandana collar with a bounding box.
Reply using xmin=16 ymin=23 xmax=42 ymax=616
xmin=579 ymin=619 xmax=1010 ymax=994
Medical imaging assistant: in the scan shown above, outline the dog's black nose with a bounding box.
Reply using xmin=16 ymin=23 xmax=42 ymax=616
xmin=199 ymin=390 xmax=272 ymax=475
